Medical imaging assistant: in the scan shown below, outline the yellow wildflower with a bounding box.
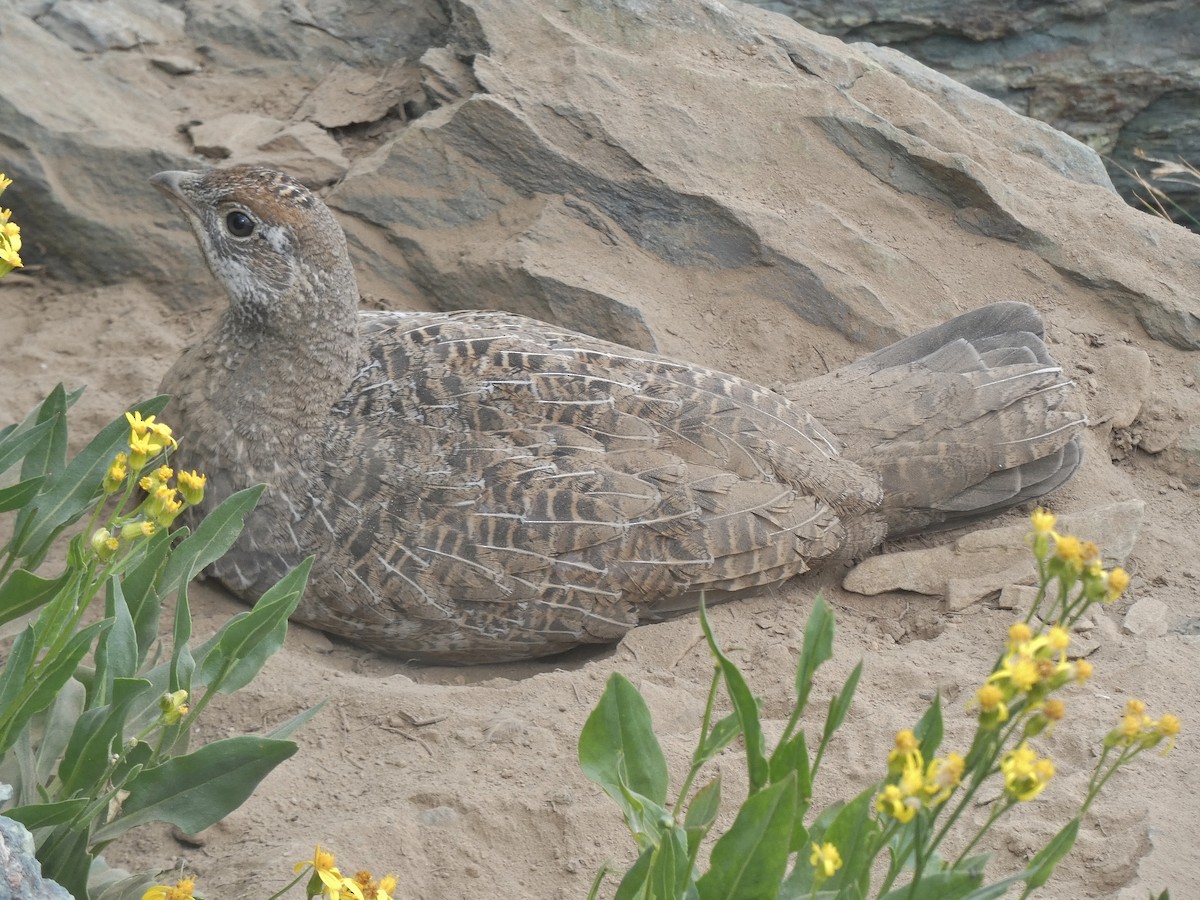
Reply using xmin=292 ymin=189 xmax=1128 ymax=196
xmin=1106 ymin=566 xmax=1130 ymax=601
xmin=1029 ymin=508 xmax=1056 ymax=559
xmin=1008 ymin=657 xmax=1040 ymax=693
xmin=924 ymin=752 xmax=965 ymax=804
xmin=1073 ymin=658 xmax=1093 ymax=684
xmin=103 ymin=452 xmax=128 ymax=494
xmin=0 ymin=174 xmax=21 ymax=275
xmin=875 ymin=783 xmax=917 ymax=823
xmin=1000 ymin=742 xmax=1054 ymax=802
xmin=158 ymin=690 xmax=189 ymax=725
xmin=1053 ymin=533 xmax=1084 ymax=571
xmin=1120 ymin=713 xmax=1144 ymax=742
xmin=178 ymin=469 xmax=207 ymax=505
xmin=296 ymin=847 xmax=364 ymax=900
xmin=975 ymin=683 xmax=1009 ymax=727
xmin=374 ymin=875 xmax=397 ymax=900
xmin=1008 ymin=622 xmax=1033 ymax=646
xmin=142 ymin=878 xmax=196 ymax=900
xmin=1024 ymin=698 xmax=1066 ymax=739
xmin=898 ymin=761 xmax=925 ymax=798
xmin=147 ymin=419 xmax=178 ymax=449
xmin=129 ymin=430 xmax=159 ymax=470
xmin=810 ymin=841 xmax=842 ymax=879
xmin=887 ymin=729 xmax=921 ymax=775
xmin=147 ymin=485 xmax=184 ymax=526
xmin=89 ymin=528 xmax=119 ymax=561
xmin=120 ymin=519 xmax=157 ymax=541
xmin=1156 ymin=714 xmax=1181 ymax=754
xmin=1126 ymin=699 xmax=1146 ymax=716
xmin=1030 ymin=508 xmax=1055 ymax=534
xmin=1046 ymin=626 xmax=1070 ymax=653
xmin=125 ymin=411 xmax=158 ymax=437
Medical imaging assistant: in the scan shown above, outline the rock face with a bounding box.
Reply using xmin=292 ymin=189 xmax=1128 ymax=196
xmin=0 ymin=787 xmax=73 ymax=900
xmin=3 ymin=0 xmax=1197 ymax=357
xmin=752 ymin=0 xmax=1200 ymax=228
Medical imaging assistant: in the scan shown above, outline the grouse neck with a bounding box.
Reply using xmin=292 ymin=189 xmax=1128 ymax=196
xmin=211 ymin=281 xmax=361 ymax=427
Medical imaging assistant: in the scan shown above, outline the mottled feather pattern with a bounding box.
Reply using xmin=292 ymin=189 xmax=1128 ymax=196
xmin=154 ymin=166 xmax=1084 ymax=662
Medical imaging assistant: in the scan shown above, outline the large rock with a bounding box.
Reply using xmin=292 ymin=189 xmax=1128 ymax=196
xmin=326 ymin=0 xmax=1200 ymax=351
xmin=752 ymin=0 xmax=1200 ymax=229
xmin=0 ymin=13 xmax=204 ymax=286
xmin=3 ymin=0 xmax=1200 ymax=352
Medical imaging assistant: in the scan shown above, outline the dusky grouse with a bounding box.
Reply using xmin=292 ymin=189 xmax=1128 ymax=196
xmin=153 ymin=165 xmax=1085 ymax=663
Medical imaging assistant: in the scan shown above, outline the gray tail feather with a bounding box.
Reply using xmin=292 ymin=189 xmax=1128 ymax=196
xmin=787 ymin=302 xmax=1085 ymax=538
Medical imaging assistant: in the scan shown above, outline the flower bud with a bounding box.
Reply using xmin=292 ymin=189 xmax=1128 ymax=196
xmin=177 ymin=469 xmax=207 ymax=506
xmin=89 ymin=528 xmax=119 ymax=561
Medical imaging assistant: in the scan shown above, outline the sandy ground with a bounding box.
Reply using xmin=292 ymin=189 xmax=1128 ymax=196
xmin=1 ymin=258 xmax=1197 ymax=899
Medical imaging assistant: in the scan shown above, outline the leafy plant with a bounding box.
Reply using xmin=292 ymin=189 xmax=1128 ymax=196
xmin=0 ymin=387 xmax=317 ymax=900
xmin=580 ymin=510 xmax=1177 ymax=899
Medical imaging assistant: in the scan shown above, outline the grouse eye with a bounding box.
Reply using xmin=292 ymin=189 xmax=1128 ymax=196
xmin=225 ymin=210 xmax=255 ymax=238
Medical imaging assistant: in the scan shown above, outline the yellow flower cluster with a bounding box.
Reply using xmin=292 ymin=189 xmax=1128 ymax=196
xmin=158 ymin=690 xmax=190 ymax=726
xmin=875 ymin=730 xmax=965 ymax=824
xmin=90 ymin=413 xmax=205 ymax=562
xmin=142 ymin=878 xmax=196 ymax=900
xmin=1000 ymin=742 xmax=1055 ymax=801
xmin=1029 ymin=507 xmax=1130 ymax=603
xmin=1106 ymin=699 xmax=1181 ymax=755
xmin=977 ymin=621 xmax=1086 ymax=734
xmin=126 ymin=411 xmax=178 ymax=469
xmin=296 ymin=846 xmax=396 ymax=900
xmin=0 ymin=173 xmax=22 ymax=275
xmin=810 ymin=841 xmax=842 ymax=880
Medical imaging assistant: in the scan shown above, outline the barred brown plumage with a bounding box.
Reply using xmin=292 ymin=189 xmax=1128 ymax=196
xmin=152 ymin=165 xmax=1085 ymax=663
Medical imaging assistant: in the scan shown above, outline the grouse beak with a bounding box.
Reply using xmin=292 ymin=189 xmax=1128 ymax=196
xmin=149 ymin=170 xmax=202 ymax=215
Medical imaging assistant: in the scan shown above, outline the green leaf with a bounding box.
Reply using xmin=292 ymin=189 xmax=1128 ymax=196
xmin=12 ymin=396 xmax=169 ymax=568
xmin=169 ymin=576 xmax=195 ymax=695
xmin=16 ymin=383 xmax=69 ymax=484
xmin=118 ymin=528 xmax=173 ymax=666
xmin=815 ymin=786 xmax=877 ymax=895
xmin=159 ymin=485 xmax=266 ymax=597
xmin=0 ymin=417 xmax=55 ymax=478
xmin=4 ymin=798 xmax=89 ymax=830
xmin=92 ymin=734 xmax=298 ymax=841
xmin=770 ymin=730 xmax=811 ymax=794
xmin=196 ymin=557 xmax=310 ymax=694
xmin=1022 ymin=815 xmax=1080 ymax=890
xmin=579 ymin=673 xmax=669 ymax=808
xmin=699 ymin=602 xmax=768 ymax=793
xmin=58 ymin=677 xmax=152 ymax=797
xmin=0 ymin=569 xmax=73 ymax=628
xmin=878 ymin=855 xmax=986 ymax=900
xmin=821 ymin=659 xmax=862 ymax=745
xmin=684 ymin=776 xmax=722 ymax=858
xmin=0 ymin=475 xmax=45 ymax=512
xmin=37 ymin=820 xmax=92 ymax=900
xmin=795 ymin=595 xmax=835 ymax=717
xmin=696 ymin=772 xmax=797 ymax=900
xmin=264 ymin=700 xmax=326 ymax=741
xmin=613 ymin=845 xmax=654 ymax=900
xmin=696 ymin=711 xmax=741 ymax=763
xmin=915 ymin=692 xmax=944 ymax=761
xmin=648 ymin=827 xmax=691 ymax=900
xmin=95 ymin=577 xmax=138 ymax=701
xmin=0 ymin=620 xmax=109 ymax=757
xmin=768 ymin=730 xmax=812 ymax=852
xmin=37 ymin=676 xmax=86 ymax=784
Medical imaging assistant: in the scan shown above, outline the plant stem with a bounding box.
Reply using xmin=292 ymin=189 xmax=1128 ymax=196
xmin=953 ymin=798 xmax=1010 ymax=866
xmin=674 ymin=666 xmax=721 ymax=819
